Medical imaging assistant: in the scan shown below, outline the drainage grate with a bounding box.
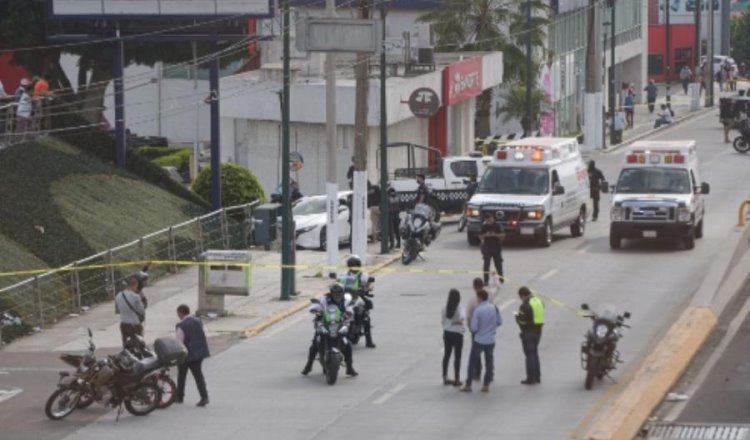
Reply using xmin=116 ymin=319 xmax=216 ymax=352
xmin=647 ymin=424 xmax=750 ymax=440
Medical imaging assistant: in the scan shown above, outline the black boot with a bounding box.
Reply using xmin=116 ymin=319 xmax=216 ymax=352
xmin=301 ymin=362 xmax=313 ymax=375
xmin=364 ymin=318 xmax=376 ymax=348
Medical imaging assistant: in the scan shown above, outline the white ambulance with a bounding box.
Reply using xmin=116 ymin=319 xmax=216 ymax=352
xmin=607 ymin=141 xmax=710 ymax=250
xmin=465 ymin=138 xmax=590 ymax=247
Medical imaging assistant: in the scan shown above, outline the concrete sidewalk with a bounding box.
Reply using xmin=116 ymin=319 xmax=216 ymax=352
xmin=2 ymin=244 xmax=399 ymax=353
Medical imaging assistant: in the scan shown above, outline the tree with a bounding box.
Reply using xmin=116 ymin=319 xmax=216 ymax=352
xmin=495 ymin=84 xmax=542 ymax=133
xmin=731 ymin=13 xmax=750 ymax=68
xmin=419 ymin=0 xmax=549 ymax=137
xmin=192 ymin=163 xmax=266 ymax=208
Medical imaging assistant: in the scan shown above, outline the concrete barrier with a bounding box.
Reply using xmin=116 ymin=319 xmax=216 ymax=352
xmin=584 ymin=306 xmax=717 ymax=440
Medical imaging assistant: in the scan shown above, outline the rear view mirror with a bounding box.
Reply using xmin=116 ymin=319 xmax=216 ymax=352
xmin=580 ymin=303 xmax=590 ymax=310
xmin=310 ymin=298 xmax=320 ymax=304
xmin=87 ymin=328 xmax=93 ymax=338
xmin=328 ymin=272 xmax=337 ymax=280
xmin=623 ymin=312 xmax=631 ymax=319
xmin=601 ymin=182 xmax=610 ymax=193
xmin=553 ymin=185 xmax=565 ymax=196
xmin=700 ymin=182 xmax=710 ymax=195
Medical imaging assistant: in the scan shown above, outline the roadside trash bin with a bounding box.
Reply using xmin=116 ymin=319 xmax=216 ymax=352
xmin=197 ymin=250 xmax=253 ymax=316
xmin=252 ymin=203 xmax=280 ymax=250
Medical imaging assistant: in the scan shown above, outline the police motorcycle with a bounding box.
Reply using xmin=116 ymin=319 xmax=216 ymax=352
xmin=401 ymin=203 xmax=441 ymax=265
xmin=309 ymin=288 xmax=352 ymax=386
xmin=44 ymin=328 xmax=185 ymax=420
xmin=332 ymin=256 xmax=375 ymax=347
xmin=579 ymin=304 xmax=631 ymax=390
xmin=733 ymin=118 xmax=750 ymax=153
xmin=123 ymin=335 xmax=178 ymax=409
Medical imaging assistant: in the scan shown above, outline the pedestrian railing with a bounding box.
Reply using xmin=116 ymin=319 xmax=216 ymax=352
xmin=0 ymin=202 xmax=260 ymax=332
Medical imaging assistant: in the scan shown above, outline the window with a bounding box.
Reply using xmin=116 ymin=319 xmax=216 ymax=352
xmin=648 ymin=54 xmax=664 ymax=75
xmin=449 ymin=160 xmax=478 ymax=178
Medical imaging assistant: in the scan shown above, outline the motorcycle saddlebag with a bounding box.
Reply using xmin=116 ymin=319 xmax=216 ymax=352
xmin=153 ymin=337 xmax=187 ymax=366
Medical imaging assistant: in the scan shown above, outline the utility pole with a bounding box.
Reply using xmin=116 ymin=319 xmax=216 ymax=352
xmin=209 ymin=37 xmax=221 ymax=211
xmin=665 ymin=0 xmax=671 ymax=109
xmin=694 ymin=0 xmax=702 ymax=97
xmin=705 ymin=0 xmax=715 ymax=107
xmin=324 ymin=0 xmax=339 ymax=272
xmin=379 ymin=0 xmax=390 ymax=255
xmin=114 ymin=25 xmax=126 ymax=169
xmin=584 ymin=0 xmax=602 ymax=150
xmin=608 ymin=0 xmax=616 ymax=146
xmin=280 ymin=0 xmax=294 ymax=300
xmin=524 ymin=0 xmax=532 ymax=137
xmin=352 ymin=0 xmax=371 ymax=261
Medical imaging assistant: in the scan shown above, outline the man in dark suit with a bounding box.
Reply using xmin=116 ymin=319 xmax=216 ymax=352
xmin=175 ymin=304 xmax=210 ymax=407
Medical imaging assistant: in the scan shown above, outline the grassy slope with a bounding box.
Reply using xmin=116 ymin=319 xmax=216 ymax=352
xmin=0 ymin=235 xmax=50 ymax=289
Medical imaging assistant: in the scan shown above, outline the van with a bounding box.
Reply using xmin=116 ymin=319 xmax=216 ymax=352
xmin=607 ymin=141 xmax=710 ymax=250
xmin=465 ymin=138 xmax=589 ymax=247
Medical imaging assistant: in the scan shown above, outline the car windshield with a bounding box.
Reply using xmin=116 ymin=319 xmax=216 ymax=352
xmin=293 ymin=197 xmax=327 ymax=216
xmin=477 ymin=167 xmax=549 ymax=195
xmin=616 ymin=167 xmax=691 ymax=194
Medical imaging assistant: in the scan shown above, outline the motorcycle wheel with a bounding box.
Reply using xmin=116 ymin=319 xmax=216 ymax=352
xmin=325 ymin=352 xmax=339 ymax=385
xmin=734 ymin=136 xmax=750 ymax=153
xmin=124 ymin=383 xmax=160 ymax=416
xmin=458 ymin=216 xmax=467 ymax=232
xmin=584 ymin=356 xmax=602 ymax=390
xmin=154 ymin=374 xmax=177 ymax=409
xmin=45 ymin=387 xmax=81 ymax=420
xmin=401 ymin=242 xmax=414 ymax=265
xmin=76 ymin=392 xmax=95 ymax=409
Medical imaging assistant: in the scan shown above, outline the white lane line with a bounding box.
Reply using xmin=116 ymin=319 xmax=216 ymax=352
xmin=0 ymin=371 xmax=8 ymax=375
xmin=577 ymin=248 xmax=587 ymax=254
xmin=539 ymin=269 xmax=558 ymax=280
xmin=261 ymin=313 xmax=308 ymax=338
xmin=499 ymin=298 xmax=516 ymax=310
xmin=373 ymin=383 xmax=406 ymax=405
xmin=663 ymin=295 xmax=750 ymax=422
xmin=0 ymin=388 xmax=23 ymax=404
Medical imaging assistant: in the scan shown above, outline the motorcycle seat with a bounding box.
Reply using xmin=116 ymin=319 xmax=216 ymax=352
xmin=133 ymin=357 xmax=161 ymax=375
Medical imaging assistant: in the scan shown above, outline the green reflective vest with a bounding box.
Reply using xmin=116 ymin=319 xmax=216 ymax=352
xmin=529 ymin=297 xmax=545 ymax=325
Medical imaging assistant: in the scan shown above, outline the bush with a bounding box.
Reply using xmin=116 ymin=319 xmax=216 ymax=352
xmin=192 ymin=163 xmax=266 ymax=208
xmin=152 ymin=148 xmax=193 ymax=173
xmin=135 ymin=146 xmax=176 ymax=160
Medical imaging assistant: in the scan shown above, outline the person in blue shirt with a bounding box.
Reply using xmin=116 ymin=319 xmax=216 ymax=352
xmin=460 ymin=288 xmax=502 ymax=393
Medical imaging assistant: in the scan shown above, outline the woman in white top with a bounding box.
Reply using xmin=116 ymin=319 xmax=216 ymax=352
xmin=441 ymin=288 xmax=465 ymax=386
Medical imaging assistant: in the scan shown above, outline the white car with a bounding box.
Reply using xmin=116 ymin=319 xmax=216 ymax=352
xmin=291 ymin=191 xmax=371 ymax=250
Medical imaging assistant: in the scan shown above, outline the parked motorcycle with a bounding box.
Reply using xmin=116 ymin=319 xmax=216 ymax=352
xmin=733 ymin=119 xmax=750 ymax=153
xmin=401 ymin=203 xmax=441 ymax=265
xmin=124 ymin=335 xmax=178 ymax=409
xmin=310 ymin=298 xmax=350 ymax=385
xmin=579 ymin=304 xmax=631 ymax=390
xmin=44 ymin=329 xmax=162 ymax=420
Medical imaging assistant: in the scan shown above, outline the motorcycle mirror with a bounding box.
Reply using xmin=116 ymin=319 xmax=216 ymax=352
xmin=87 ymin=328 xmax=93 ymax=338
xmin=623 ymin=311 xmax=631 ymax=319
xmin=580 ymin=303 xmax=590 ymax=310
xmin=310 ymin=298 xmax=320 ymax=304
xmin=328 ymin=272 xmax=337 ymax=280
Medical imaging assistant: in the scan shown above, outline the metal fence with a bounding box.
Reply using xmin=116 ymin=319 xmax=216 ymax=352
xmin=0 ymin=202 xmax=259 ymax=330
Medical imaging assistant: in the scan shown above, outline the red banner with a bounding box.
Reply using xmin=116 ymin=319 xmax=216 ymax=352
xmin=443 ymin=57 xmax=483 ymax=106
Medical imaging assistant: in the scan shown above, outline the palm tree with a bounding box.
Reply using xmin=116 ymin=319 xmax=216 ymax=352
xmin=496 ymin=84 xmax=542 ymax=133
xmin=419 ymin=0 xmax=549 ymax=137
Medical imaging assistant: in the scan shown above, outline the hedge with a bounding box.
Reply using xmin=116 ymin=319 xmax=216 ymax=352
xmin=192 ymin=163 xmax=267 ymax=208
xmin=151 ymin=148 xmax=193 ymax=173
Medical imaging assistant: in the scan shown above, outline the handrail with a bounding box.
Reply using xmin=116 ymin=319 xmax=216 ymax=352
xmin=739 ymin=199 xmax=750 ymax=227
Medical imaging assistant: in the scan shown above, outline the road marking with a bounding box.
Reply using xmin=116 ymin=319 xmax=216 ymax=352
xmin=373 ymin=383 xmax=406 ymax=405
xmin=0 ymin=371 xmax=8 ymax=375
xmin=539 ymin=269 xmax=558 ymax=280
xmin=577 ymin=248 xmax=587 ymax=254
xmin=261 ymin=313 xmax=308 ymax=338
xmin=663 ymin=295 xmax=750 ymax=422
xmin=0 ymin=367 xmax=62 ymax=372
xmin=0 ymin=387 xmax=23 ymax=404
xmin=499 ymin=298 xmax=516 ymax=310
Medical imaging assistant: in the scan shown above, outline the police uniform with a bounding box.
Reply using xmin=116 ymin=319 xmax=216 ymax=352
xmin=480 ymin=220 xmax=504 ymax=285
xmin=302 ymin=293 xmax=357 ymax=376
xmin=516 ymin=296 xmax=545 ymax=384
xmin=338 ymin=270 xmax=376 ymax=348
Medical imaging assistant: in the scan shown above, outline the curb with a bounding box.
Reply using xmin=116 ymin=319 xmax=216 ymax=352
xmin=583 ymin=306 xmax=717 ymax=440
xmin=242 ymin=253 xmax=401 ymax=338
xmin=603 ymin=106 xmax=716 ymax=154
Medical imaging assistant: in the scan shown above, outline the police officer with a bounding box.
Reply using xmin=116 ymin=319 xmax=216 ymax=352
xmin=587 ymin=160 xmax=606 ymax=222
xmin=515 ymin=286 xmax=544 ymax=385
xmin=338 ymin=255 xmax=376 ymax=348
xmin=301 ymin=283 xmax=358 ymax=377
xmin=479 ymin=212 xmax=505 ymax=286
xmin=415 ymin=173 xmax=429 ymax=204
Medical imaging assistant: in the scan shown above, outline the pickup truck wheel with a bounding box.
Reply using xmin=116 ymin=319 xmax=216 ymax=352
xmin=683 ymin=233 xmax=695 ymax=250
xmin=537 ymin=219 xmax=552 ymax=247
xmin=695 ymin=219 xmax=704 ymax=239
xmin=467 ymin=232 xmax=480 ymax=246
xmin=571 ymin=208 xmax=586 ymax=237
xmin=609 ymin=233 xmax=621 ymax=249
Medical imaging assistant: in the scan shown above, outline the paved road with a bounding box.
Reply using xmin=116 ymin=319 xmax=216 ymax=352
xmin=3 ymin=110 xmax=749 ymax=440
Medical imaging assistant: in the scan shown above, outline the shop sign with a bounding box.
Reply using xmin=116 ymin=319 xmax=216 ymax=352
xmin=408 ymin=87 xmax=441 ymax=118
xmin=444 ymin=57 xmax=483 ymax=105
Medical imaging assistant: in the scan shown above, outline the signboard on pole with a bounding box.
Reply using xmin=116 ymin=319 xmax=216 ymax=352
xmin=49 ymin=0 xmax=273 ymax=18
xmin=408 ymin=87 xmax=440 ymax=118
xmin=295 ymin=18 xmax=382 ymax=53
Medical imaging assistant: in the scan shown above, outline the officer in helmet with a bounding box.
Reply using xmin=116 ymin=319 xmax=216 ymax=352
xmin=337 ymin=255 xmax=376 ymax=348
xmin=301 ymin=283 xmax=358 ymax=377
xmin=134 ymin=266 xmax=149 ymax=309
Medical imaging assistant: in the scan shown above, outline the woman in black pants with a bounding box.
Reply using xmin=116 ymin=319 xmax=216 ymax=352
xmin=441 ymin=289 xmax=465 ymax=386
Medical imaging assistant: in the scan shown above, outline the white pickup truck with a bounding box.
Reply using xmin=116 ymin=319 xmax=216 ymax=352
xmin=387 ymin=143 xmax=491 ymax=215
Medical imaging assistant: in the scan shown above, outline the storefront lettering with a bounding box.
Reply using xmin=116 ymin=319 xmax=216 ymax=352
xmin=452 ymin=71 xmax=481 ymax=99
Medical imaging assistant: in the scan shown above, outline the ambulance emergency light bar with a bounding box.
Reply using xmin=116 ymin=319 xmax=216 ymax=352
xmin=494 ymin=144 xmax=564 ymax=162
xmin=626 ymin=150 xmax=685 ymax=165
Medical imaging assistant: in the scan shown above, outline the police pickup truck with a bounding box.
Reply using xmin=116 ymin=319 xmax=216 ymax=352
xmin=607 ymin=141 xmax=710 ymax=250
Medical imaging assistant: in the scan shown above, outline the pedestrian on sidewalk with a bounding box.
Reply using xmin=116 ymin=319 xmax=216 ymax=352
xmin=367 ymin=181 xmax=381 ymax=242
xmin=114 ymin=275 xmax=145 ymax=347
xmin=460 ymin=288 xmax=502 ymax=393
xmin=680 ymin=65 xmax=692 ymax=95
xmin=587 ymin=160 xmax=606 ymax=222
xmin=465 ymin=278 xmax=487 ymax=382
xmin=624 ymin=93 xmax=635 ymax=128
xmin=644 ymin=80 xmax=658 ymax=113
xmin=515 ymin=287 xmax=544 ymax=385
xmin=441 ymin=288 xmax=465 ymax=387
xmin=479 ymin=212 xmax=505 ymax=286
xmin=175 ymin=304 xmax=210 ymax=407
xmin=387 ymin=187 xmax=402 ymax=249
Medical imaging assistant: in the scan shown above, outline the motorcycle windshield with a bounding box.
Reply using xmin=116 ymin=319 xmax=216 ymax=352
xmin=599 ymin=305 xmax=618 ymax=324
xmin=323 ymin=305 xmax=342 ymax=323
xmin=413 ymin=203 xmax=434 ymax=219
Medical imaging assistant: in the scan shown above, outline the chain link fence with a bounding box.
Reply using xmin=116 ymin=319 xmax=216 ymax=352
xmin=0 ymin=203 xmax=259 ymax=339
